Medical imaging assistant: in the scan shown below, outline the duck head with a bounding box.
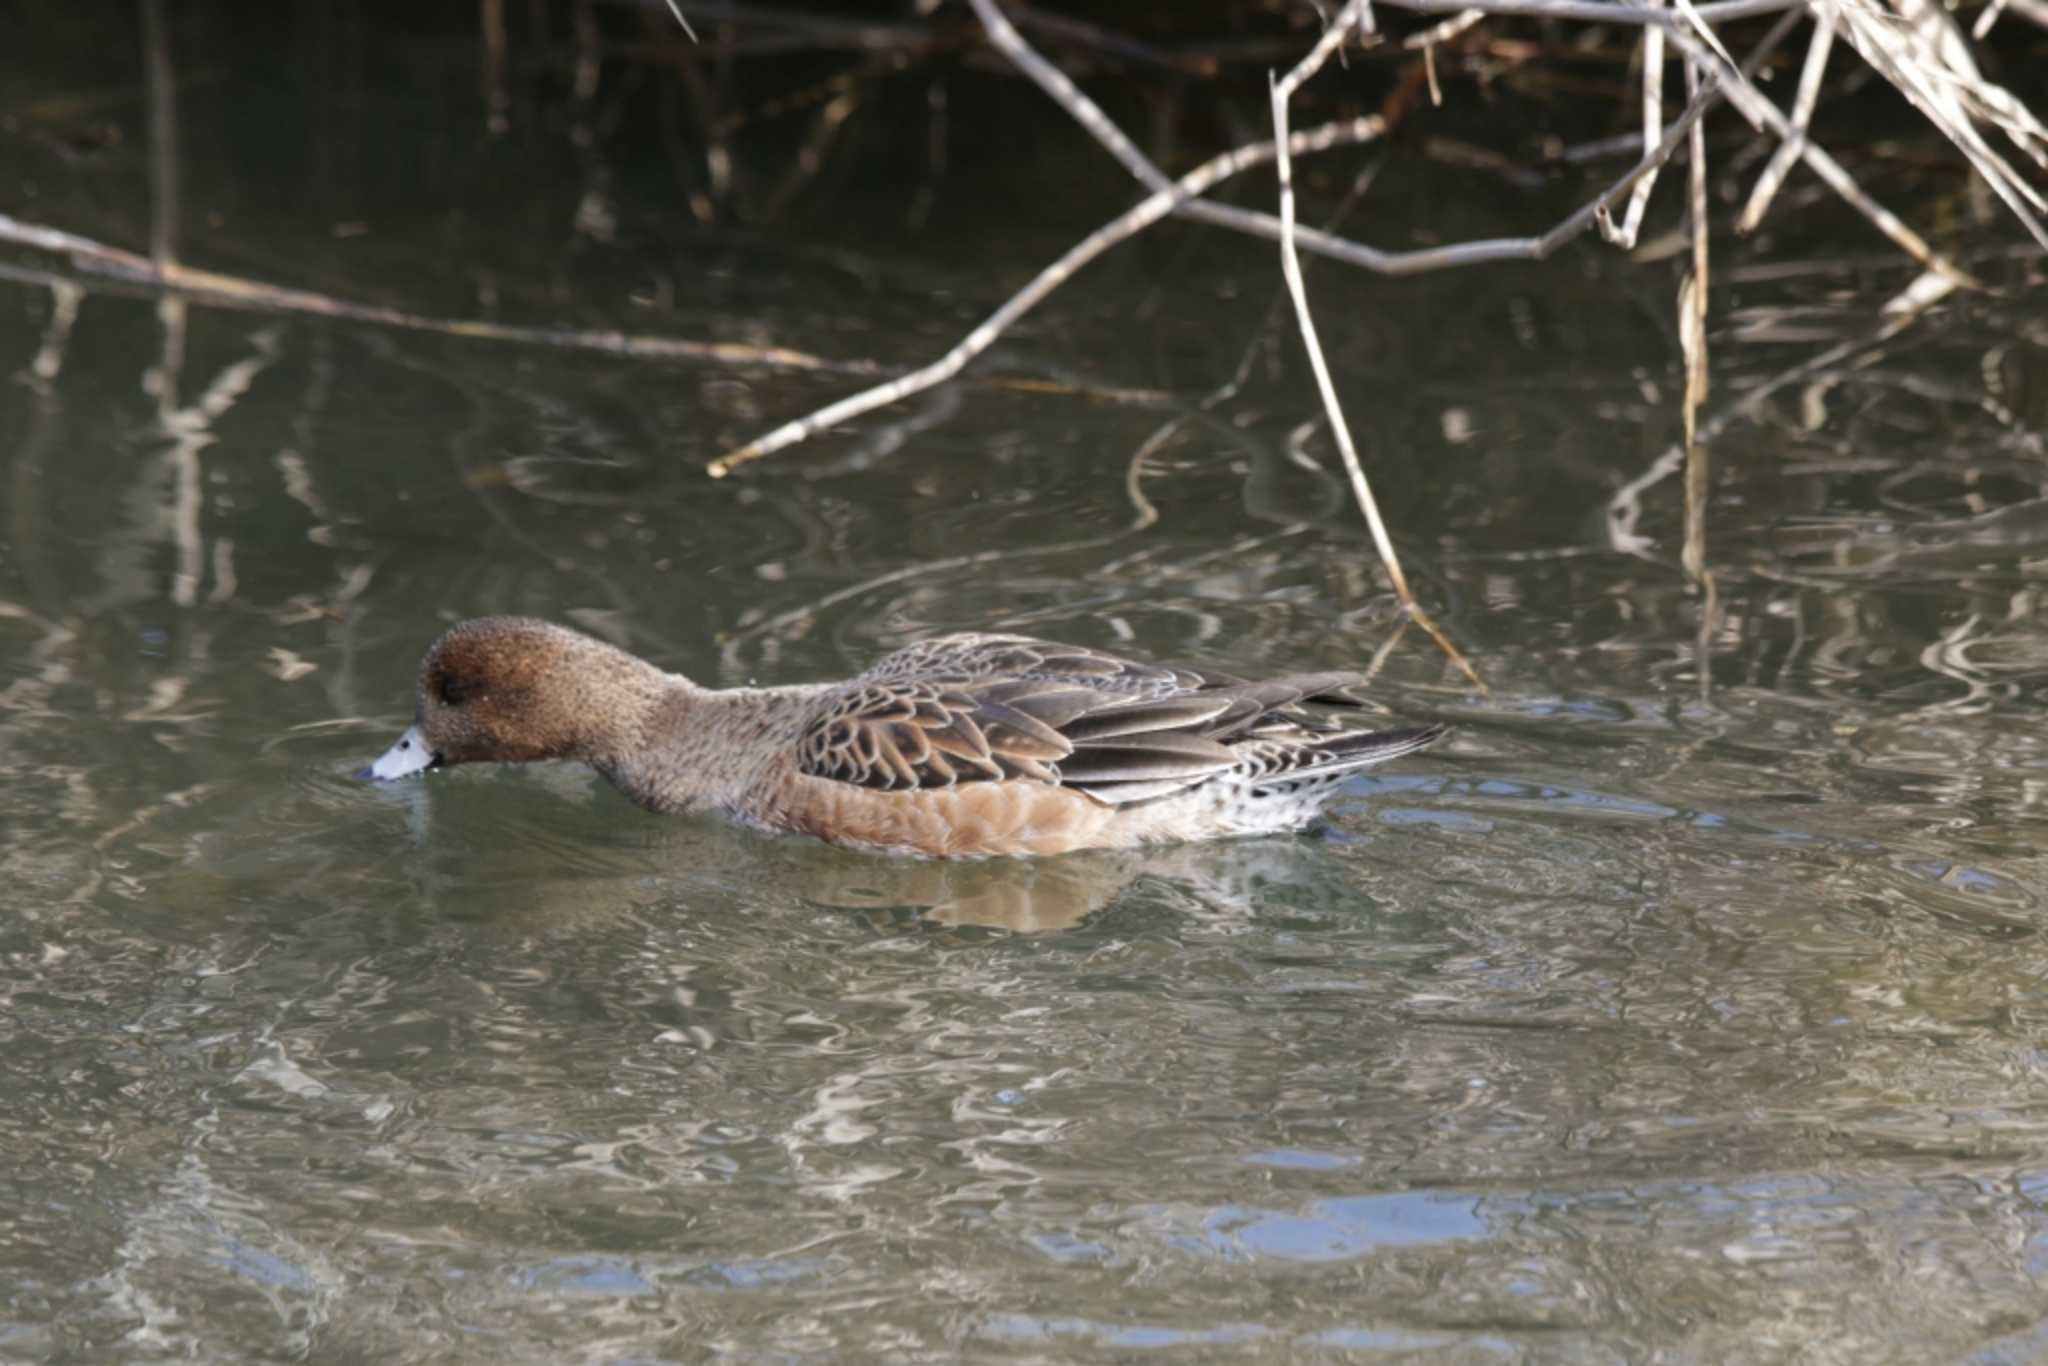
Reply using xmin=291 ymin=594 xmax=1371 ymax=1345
xmin=363 ymin=616 xmax=662 ymax=780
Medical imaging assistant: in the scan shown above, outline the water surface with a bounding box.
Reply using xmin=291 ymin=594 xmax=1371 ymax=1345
xmin=4 ymin=8 xmax=2048 ymax=1362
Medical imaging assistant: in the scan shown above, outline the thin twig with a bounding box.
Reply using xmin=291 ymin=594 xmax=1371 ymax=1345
xmin=1601 ymin=6 xmax=1664 ymax=248
xmin=1680 ymin=54 xmax=1717 ymax=691
xmin=706 ymin=115 xmax=1386 ymax=476
xmin=1369 ymin=0 xmax=2038 ymax=271
xmin=968 ymin=0 xmax=1725 ymax=277
xmin=1403 ymin=9 xmax=1487 ymax=47
xmin=1271 ymin=3 xmax=1483 ymax=689
xmin=1736 ymin=0 xmax=1835 ymax=232
xmin=659 ymin=0 xmax=701 ymax=43
xmin=1368 ymin=0 xmax=1805 ymax=26
xmin=1652 ymin=1 xmax=1984 ymax=282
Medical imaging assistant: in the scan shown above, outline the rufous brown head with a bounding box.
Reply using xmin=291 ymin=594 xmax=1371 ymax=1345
xmin=364 ymin=617 xmax=644 ymax=779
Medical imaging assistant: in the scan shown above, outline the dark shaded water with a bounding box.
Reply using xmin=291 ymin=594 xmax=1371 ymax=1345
xmin=5 ymin=7 xmax=2048 ymax=1362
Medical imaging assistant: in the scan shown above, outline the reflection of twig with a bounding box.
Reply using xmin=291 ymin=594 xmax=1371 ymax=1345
xmin=141 ymin=0 xmax=178 ymax=269
xmin=1121 ymin=425 xmax=1170 ymax=532
xmin=1912 ymin=613 xmax=2010 ymax=718
xmin=1607 ymin=267 xmax=1961 ymax=557
xmin=1271 ymin=3 xmax=1482 ymax=691
xmin=572 ymin=0 xmax=602 ymax=147
xmin=481 ymin=0 xmax=511 ymax=134
xmin=140 ymin=0 xmax=185 ymax=426
xmin=1361 ymin=618 xmax=1414 ymax=687
xmin=25 ymin=280 xmax=83 ymax=385
xmin=718 ymin=538 xmax=1124 ymax=669
xmin=775 ymin=387 xmax=968 ymax=481
xmin=1606 ymin=446 xmax=1690 ymax=560
xmin=9 ymin=309 xmax=76 ymax=625
xmin=0 ymin=216 xmax=1163 ymax=415
xmin=707 ymin=115 xmax=1387 ymax=477
xmin=758 ymin=89 xmax=859 ymax=222
xmin=0 ymin=211 xmax=874 ymax=373
xmin=167 ymin=331 xmax=284 ymax=608
xmin=142 ymin=0 xmax=201 ymax=610
xmin=1123 ymin=153 xmax=1386 ymax=538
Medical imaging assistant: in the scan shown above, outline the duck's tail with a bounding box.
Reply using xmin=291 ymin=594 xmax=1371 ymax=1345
xmin=1309 ymin=721 xmax=1451 ymax=771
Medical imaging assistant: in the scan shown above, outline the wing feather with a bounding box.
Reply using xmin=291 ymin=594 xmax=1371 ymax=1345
xmin=924 ymin=712 xmax=993 ymax=763
xmin=970 ymin=699 xmax=1072 ymax=761
xmin=1059 ymin=695 xmax=1238 ymax=742
xmin=1057 ymin=735 xmax=1238 ymax=785
xmin=1075 ymin=776 xmax=1215 ymax=805
xmin=797 ymin=634 xmax=1439 ymax=800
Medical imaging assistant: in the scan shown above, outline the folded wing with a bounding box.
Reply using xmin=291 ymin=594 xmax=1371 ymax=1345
xmin=796 ymin=633 xmax=1433 ymax=806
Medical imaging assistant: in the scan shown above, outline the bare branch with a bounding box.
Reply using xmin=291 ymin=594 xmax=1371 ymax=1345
xmin=1271 ymin=3 xmax=1483 ymax=688
xmin=659 ymin=0 xmax=700 ymax=43
xmin=707 ymin=116 xmax=1386 ymax=476
xmin=970 ymin=0 xmax=1728 ymax=277
xmin=1736 ymin=2 xmax=1835 ymax=232
xmin=1600 ymin=8 xmax=1665 ymax=249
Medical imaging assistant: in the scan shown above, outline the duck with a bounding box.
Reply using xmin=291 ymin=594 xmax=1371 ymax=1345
xmin=363 ymin=616 xmax=1448 ymax=859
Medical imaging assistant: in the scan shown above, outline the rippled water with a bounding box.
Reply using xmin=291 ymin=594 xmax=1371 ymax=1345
xmin=5 ymin=8 xmax=2048 ymax=1363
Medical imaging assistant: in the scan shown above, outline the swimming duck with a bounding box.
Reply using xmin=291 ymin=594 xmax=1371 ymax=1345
xmin=365 ymin=617 xmax=1447 ymax=858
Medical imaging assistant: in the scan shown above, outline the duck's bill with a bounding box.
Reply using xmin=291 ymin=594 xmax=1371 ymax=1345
xmin=359 ymin=724 xmax=442 ymax=781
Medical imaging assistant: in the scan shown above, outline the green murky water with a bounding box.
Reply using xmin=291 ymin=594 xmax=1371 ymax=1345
xmin=4 ymin=7 xmax=2048 ymax=1362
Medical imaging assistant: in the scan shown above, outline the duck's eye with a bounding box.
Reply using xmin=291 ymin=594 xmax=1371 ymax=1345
xmin=438 ymin=675 xmax=470 ymax=706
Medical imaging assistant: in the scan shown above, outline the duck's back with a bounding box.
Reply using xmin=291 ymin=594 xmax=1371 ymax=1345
xmin=748 ymin=634 xmax=1445 ymax=858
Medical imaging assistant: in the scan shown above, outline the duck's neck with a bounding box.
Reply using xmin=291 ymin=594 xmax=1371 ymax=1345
xmin=586 ymin=674 xmax=825 ymax=818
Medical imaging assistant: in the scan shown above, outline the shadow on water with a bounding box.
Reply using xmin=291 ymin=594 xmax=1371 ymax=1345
xmin=3 ymin=5 xmax=2048 ymax=1363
